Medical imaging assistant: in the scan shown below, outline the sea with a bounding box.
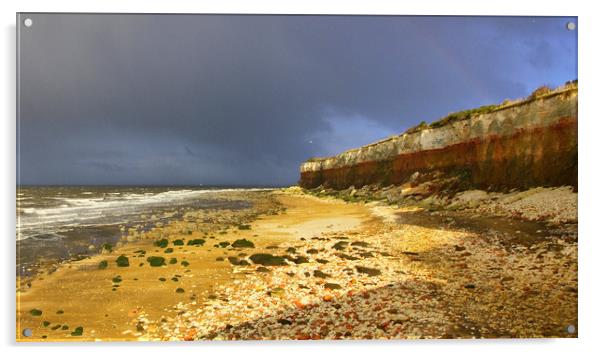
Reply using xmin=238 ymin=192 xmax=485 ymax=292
xmin=16 ymin=186 xmax=267 ymax=276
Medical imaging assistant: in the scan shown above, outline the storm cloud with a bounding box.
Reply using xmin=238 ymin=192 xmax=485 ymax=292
xmin=17 ymin=14 xmax=577 ymax=186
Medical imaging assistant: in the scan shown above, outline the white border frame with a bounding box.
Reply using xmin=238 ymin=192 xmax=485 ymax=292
xmin=2 ymin=1 xmax=600 ymax=354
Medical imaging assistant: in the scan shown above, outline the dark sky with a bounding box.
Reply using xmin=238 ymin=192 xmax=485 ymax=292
xmin=17 ymin=14 xmax=577 ymax=186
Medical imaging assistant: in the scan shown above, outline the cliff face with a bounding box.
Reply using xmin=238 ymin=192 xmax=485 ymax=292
xmin=299 ymin=84 xmax=577 ymax=191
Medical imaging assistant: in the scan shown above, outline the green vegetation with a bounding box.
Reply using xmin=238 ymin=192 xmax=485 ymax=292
xmin=147 ymin=256 xmax=166 ymax=267
xmin=115 ymin=255 xmax=129 ymax=267
xmin=249 ymin=253 xmax=288 ymax=266
xmin=98 ymin=260 xmax=108 ymax=269
xmin=173 ymin=239 xmax=184 ymax=246
xmin=154 ymin=238 xmax=169 ymax=248
xmin=402 ymin=82 xmax=577 ymax=135
xmin=232 ymin=239 xmax=255 ymax=248
xmin=29 ymin=309 xmax=42 ymax=316
xmin=186 ymin=238 xmax=205 ymax=246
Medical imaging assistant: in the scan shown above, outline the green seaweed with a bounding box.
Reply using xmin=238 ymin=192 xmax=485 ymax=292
xmin=187 ymin=239 xmax=205 ymax=246
xmin=249 ymin=253 xmax=288 ymax=266
xmin=147 ymin=256 xmax=166 ymax=267
xmin=232 ymin=239 xmax=255 ymax=248
xmin=115 ymin=255 xmax=129 ymax=267
xmin=154 ymin=238 xmax=169 ymax=248
xmin=98 ymin=260 xmax=108 ymax=269
xmin=29 ymin=309 xmax=42 ymax=316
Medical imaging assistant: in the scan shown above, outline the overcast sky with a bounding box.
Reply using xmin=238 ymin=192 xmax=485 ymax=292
xmin=17 ymin=14 xmax=577 ymax=186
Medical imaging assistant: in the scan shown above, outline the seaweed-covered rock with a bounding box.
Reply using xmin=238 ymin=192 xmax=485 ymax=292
xmin=256 ymin=266 xmax=271 ymax=273
xmin=154 ymin=239 xmax=169 ymax=248
xmin=335 ymin=253 xmax=359 ymax=261
xmin=332 ymin=241 xmax=349 ymax=250
xmin=169 ymin=257 xmax=178 ymax=264
xmin=227 ymin=256 xmax=241 ymax=265
xmin=70 ymin=326 xmax=83 ymax=336
xmin=112 ymin=275 xmax=122 ymax=283
xmin=351 ymin=241 xmax=370 ymax=247
xmin=249 ymin=253 xmax=288 ymax=266
xmin=293 ymin=256 xmax=309 ymax=264
xmin=355 ymin=266 xmax=382 ymax=276
xmin=147 ymin=256 xmax=166 ymax=267
xmin=313 ymin=270 xmax=331 ymax=278
xmin=181 ymin=260 xmax=190 ymax=267
xmin=232 ymin=239 xmax=255 ymax=248
xmin=164 ymin=248 xmax=174 ymax=254
xmin=29 ymin=309 xmax=42 ymax=316
xmin=116 ymin=255 xmax=129 ymax=267
xmin=187 ymin=239 xmax=205 ymax=246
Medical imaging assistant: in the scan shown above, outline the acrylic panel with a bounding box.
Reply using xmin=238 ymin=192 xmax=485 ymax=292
xmin=16 ymin=13 xmax=578 ymax=341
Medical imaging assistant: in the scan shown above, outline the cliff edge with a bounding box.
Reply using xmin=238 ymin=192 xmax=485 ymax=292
xmin=299 ymin=82 xmax=577 ymax=191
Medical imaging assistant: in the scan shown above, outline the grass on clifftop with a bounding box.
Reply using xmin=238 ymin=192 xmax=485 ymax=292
xmin=405 ymin=80 xmax=578 ymax=135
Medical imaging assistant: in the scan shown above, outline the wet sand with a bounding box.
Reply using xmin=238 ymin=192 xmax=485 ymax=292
xmin=16 ymin=190 xmax=577 ymax=341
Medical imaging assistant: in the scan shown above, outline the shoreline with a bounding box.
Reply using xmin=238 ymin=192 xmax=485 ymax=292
xmin=16 ymin=189 xmax=284 ymax=341
xmin=17 ymin=188 xmax=577 ymax=341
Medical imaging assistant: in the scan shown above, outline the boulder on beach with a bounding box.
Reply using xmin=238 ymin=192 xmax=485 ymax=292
xmin=154 ymin=239 xmax=169 ymax=248
xmin=249 ymin=253 xmax=288 ymax=266
xmin=232 ymin=239 xmax=255 ymax=248
xmin=147 ymin=256 xmax=166 ymax=267
xmin=355 ymin=265 xmax=382 ymax=276
xmin=116 ymin=255 xmax=130 ymax=267
xmin=187 ymin=239 xmax=206 ymax=246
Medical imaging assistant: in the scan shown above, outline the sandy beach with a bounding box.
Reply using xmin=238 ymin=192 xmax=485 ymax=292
xmin=16 ymin=189 xmax=577 ymax=341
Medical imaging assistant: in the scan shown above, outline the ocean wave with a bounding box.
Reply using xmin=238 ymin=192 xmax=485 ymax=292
xmin=16 ymin=187 xmax=268 ymax=240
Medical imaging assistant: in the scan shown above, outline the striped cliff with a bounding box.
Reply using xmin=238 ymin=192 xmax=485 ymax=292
xmin=299 ymin=82 xmax=577 ymax=191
